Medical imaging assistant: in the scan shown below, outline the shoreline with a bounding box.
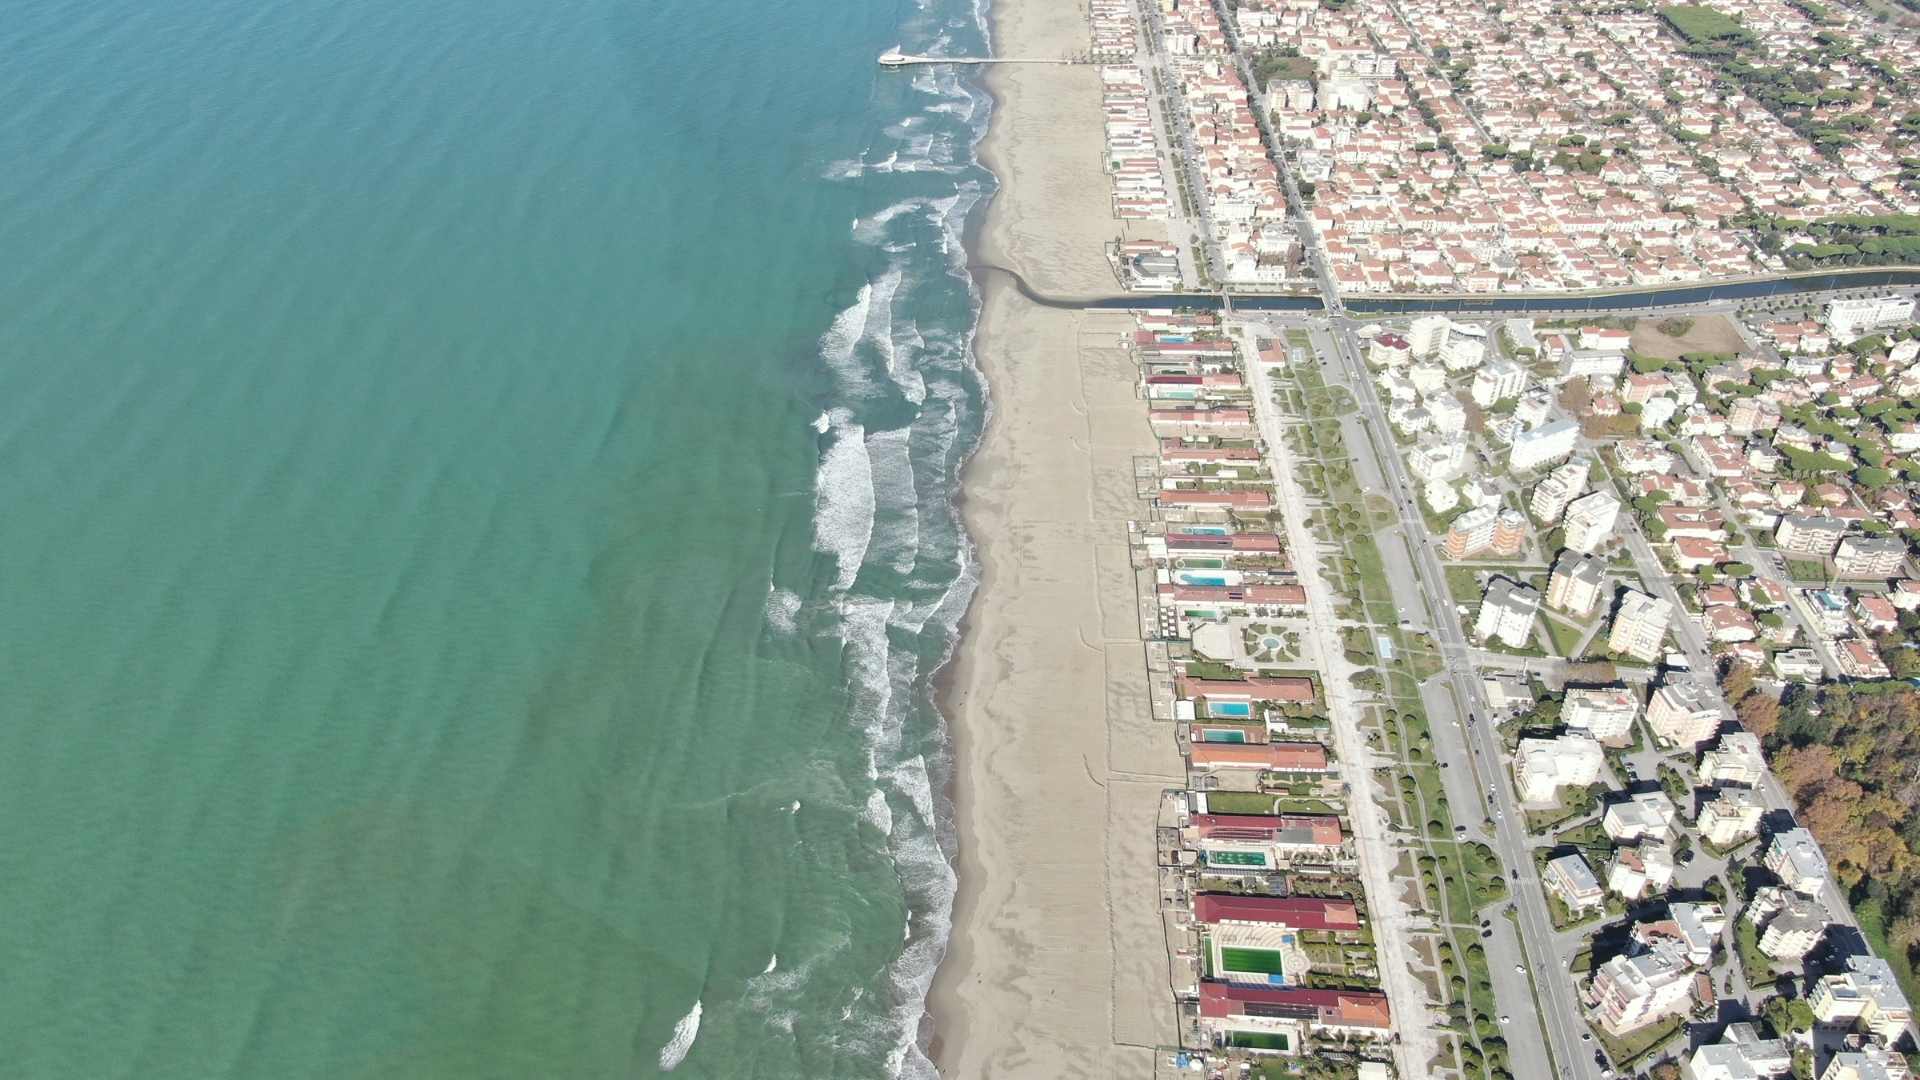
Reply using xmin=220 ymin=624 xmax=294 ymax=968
xmin=926 ymin=0 xmax=1182 ymax=1071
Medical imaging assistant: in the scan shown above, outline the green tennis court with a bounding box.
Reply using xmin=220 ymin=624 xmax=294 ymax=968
xmin=1220 ymin=947 xmax=1286 ymax=975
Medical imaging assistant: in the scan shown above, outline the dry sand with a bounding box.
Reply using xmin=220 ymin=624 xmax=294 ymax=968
xmin=927 ymin=1 xmax=1184 ymax=1076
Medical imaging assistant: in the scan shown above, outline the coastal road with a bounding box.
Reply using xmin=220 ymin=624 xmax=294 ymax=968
xmin=1242 ymin=325 xmax=1432 ymax=1080
xmin=1263 ymin=313 xmax=1605 ymax=1080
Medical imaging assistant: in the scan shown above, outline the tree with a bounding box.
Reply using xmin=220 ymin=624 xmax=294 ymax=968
xmin=1763 ymin=995 xmax=1816 ymax=1037
xmin=1723 ymin=663 xmax=1757 ymax=704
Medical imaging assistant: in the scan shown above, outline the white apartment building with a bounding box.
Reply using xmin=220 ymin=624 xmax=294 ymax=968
xmin=1745 ymin=885 xmax=1827 ymax=963
xmin=1514 ymin=733 xmax=1605 ymax=803
xmin=1440 ymin=336 xmax=1487 ymax=371
xmin=1547 ymin=551 xmax=1608 ymax=618
xmin=1408 ymin=314 xmax=1451 ymax=358
xmin=1589 ymin=939 xmax=1696 ymax=1036
xmin=1471 ymin=359 xmax=1527 ymax=407
xmin=1510 ymin=418 xmax=1580 ymax=472
xmin=1545 ymin=852 xmax=1605 ymax=913
xmin=1699 ymin=732 xmax=1767 ymax=787
xmin=1682 ymin=1022 xmax=1791 ymax=1080
xmin=1564 ymin=685 xmax=1639 ymax=744
xmin=1609 ymin=842 xmax=1675 ymax=901
xmin=1610 ymin=590 xmax=1674 ymax=663
xmin=1765 ymin=827 xmax=1830 ymax=897
xmin=1836 ymin=535 xmax=1908 ymax=578
xmin=1818 ymin=1047 xmax=1908 ymax=1080
xmin=1648 ymin=679 xmax=1723 ymax=749
xmin=1776 ymin=514 xmax=1847 ymax=558
xmin=1604 ymin=791 xmax=1678 ymax=843
xmin=1475 ymin=578 xmax=1541 ymax=649
xmin=1699 ymin=788 xmax=1764 ymax=848
xmin=1565 ymin=490 xmax=1623 ymax=554
xmin=1531 ymin=460 xmax=1591 ymax=524
xmin=1825 ymin=295 xmax=1916 ymax=343
xmin=1810 ymin=955 xmax=1913 ymax=1044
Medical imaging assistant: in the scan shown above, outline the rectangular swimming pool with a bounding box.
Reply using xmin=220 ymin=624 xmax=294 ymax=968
xmin=1208 ymin=701 xmax=1252 ymax=718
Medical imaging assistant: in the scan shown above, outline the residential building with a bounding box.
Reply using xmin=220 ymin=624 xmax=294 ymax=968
xmin=1604 ymin=791 xmax=1678 ymax=843
xmin=1698 ymin=732 xmax=1767 ymax=787
xmin=1656 ymin=902 xmax=1727 ymax=967
xmin=1474 ymin=578 xmax=1541 ymax=648
xmin=1443 ymin=505 xmax=1497 ymax=560
xmin=1564 ymin=685 xmax=1639 ymax=744
xmin=1514 ymin=733 xmax=1605 ymax=803
xmin=1545 ymin=852 xmax=1605 ymax=913
xmin=1443 ymin=505 xmax=1525 ymax=559
xmin=1765 ymin=827 xmax=1830 ymax=897
xmin=1776 ymin=514 xmax=1847 ymax=558
xmin=1482 ymin=672 xmax=1534 ymax=712
xmin=1699 ymin=789 xmax=1764 ymax=848
xmin=1408 ymin=314 xmax=1450 ymax=358
xmin=1511 ymin=418 xmax=1580 ymax=472
xmin=1565 ymin=491 xmax=1622 ymax=554
xmin=1609 ymin=842 xmax=1676 ymax=901
xmin=1745 ymin=886 xmax=1827 ymax=963
xmin=1472 ymin=359 xmax=1527 ymax=407
xmin=1817 ymin=1046 xmax=1908 ymax=1080
xmin=1825 ymin=295 xmax=1916 ymax=343
xmin=1773 ymin=648 xmax=1826 ymax=682
xmin=1490 ymin=508 xmax=1527 ymax=557
xmin=1810 ymin=955 xmax=1913 ymax=1044
xmin=1547 ymin=552 xmax=1608 ymax=618
xmin=1647 ymin=679 xmax=1723 ymax=749
xmin=1838 ymin=639 xmax=1894 ymax=680
xmin=1681 ymin=1021 xmax=1791 ymax=1080
xmin=1531 ymin=460 xmax=1591 ymax=524
xmin=1836 ymin=535 xmax=1908 ymax=578
xmin=1609 ymin=590 xmax=1674 ymax=663
xmin=1589 ymin=939 xmax=1697 ymax=1035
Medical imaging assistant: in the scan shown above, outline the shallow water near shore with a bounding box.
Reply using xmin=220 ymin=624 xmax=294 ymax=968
xmin=0 ymin=0 xmax=990 ymax=1075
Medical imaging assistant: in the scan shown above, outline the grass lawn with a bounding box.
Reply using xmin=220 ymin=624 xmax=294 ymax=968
xmin=1736 ymin=918 xmax=1777 ymax=989
xmin=1596 ymin=1016 xmax=1684 ymax=1071
xmin=1786 ymin=558 xmax=1828 ymax=582
xmin=1542 ymin=615 xmax=1591 ymax=658
xmin=1203 ymin=791 xmax=1280 ymax=815
xmin=1445 ymin=564 xmax=1485 ymax=606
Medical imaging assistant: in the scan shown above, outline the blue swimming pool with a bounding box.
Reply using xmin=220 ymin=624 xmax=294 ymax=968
xmin=1181 ymin=574 xmax=1228 ymax=586
xmin=1210 ymin=701 xmax=1252 ymax=718
xmin=1184 ymin=525 xmax=1229 ymax=535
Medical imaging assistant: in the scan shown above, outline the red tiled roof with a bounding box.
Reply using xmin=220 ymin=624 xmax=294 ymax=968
xmin=1194 ymin=894 xmax=1360 ymax=930
xmin=1198 ymin=982 xmax=1391 ymax=1028
xmin=1192 ymin=813 xmax=1344 ymax=845
xmin=1182 ymin=677 xmax=1316 ymax=702
xmin=1188 ymin=741 xmax=1329 ymax=770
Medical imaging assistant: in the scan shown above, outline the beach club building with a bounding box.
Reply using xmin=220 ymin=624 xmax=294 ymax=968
xmin=1181 ymin=676 xmax=1317 ymax=714
xmin=1146 ymin=530 xmax=1286 ymax=564
xmin=1185 ymin=812 xmax=1349 ymax=870
xmin=1156 ymin=487 xmax=1276 ymax=516
xmin=1158 ymin=582 xmax=1308 ymax=630
xmin=1187 ymin=741 xmax=1331 ymax=783
xmin=1197 ymin=982 xmax=1392 ymax=1054
xmin=1195 ymin=895 xmax=1362 ymax=990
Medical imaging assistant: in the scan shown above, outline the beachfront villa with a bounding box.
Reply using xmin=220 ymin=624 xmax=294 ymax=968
xmin=1196 ymin=982 xmax=1392 ymax=1055
xmin=1194 ymin=894 xmax=1363 ymax=991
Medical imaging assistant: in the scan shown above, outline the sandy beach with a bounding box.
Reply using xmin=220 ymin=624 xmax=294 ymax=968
xmin=928 ymin=0 xmax=1184 ymax=1076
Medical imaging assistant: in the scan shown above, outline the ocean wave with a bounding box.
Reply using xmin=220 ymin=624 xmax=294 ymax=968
xmin=813 ymin=418 xmax=874 ymax=594
xmin=764 ymin=585 xmax=802 ymax=635
xmin=657 ymin=1000 xmax=702 ymax=1072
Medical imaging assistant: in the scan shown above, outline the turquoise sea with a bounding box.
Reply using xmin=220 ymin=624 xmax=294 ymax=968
xmin=0 ymin=0 xmax=992 ymax=1076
